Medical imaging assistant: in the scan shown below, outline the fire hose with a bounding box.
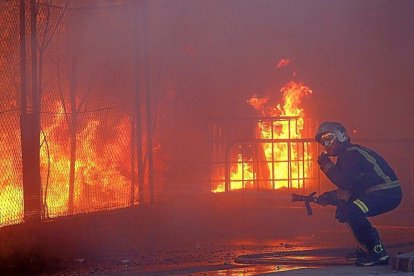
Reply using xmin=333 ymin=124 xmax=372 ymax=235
xmin=291 ymin=190 xmax=338 ymax=216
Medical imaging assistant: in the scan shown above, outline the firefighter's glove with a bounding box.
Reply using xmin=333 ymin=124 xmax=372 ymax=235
xmin=316 ymin=190 xmax=337 ymax=206
xmin=335 ymin=202 xmax=349 ymax=223
xmin=317 ymin=153 xmax=334 ymax=173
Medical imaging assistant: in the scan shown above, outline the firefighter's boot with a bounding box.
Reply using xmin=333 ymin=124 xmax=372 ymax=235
xmin=355 ymin=243 xmax=389 ymax=266
xmin=355 ymin=228 xmax=389 ymax=266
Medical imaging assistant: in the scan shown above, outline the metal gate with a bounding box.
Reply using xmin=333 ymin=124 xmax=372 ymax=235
xmin=208 ymin=116 xmax=319 ymax=193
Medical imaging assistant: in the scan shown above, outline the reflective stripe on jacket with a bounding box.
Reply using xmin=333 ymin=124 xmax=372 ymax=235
xmin=324 ymin=144 xmax=400 ymax=193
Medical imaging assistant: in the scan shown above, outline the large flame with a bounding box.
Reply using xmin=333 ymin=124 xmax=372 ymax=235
xmin=251 ymin=81 xmax=312 ymax=188
xmin=0 ymin=101 xmax=136 ymax=225
xmin=41 ymin=102 xmax=131 ymax=217
xmin=212 ymin=79 xmax=312 ymax=192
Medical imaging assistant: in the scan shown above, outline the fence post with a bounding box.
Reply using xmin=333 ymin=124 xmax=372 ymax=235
xmin=20 ymin=0 xmax=42 ymax=223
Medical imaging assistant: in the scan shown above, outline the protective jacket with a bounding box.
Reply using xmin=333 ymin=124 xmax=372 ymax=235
xmin=323 ymin=142 xmax=400 ymax=196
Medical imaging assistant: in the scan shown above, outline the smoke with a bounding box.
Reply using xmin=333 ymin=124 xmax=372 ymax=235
xmin=145 ymin=0 xmax=414 ymax=139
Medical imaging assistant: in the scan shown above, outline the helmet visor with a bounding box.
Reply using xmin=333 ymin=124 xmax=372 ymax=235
xmin=319 ymin=132 xmax=336 ymax=148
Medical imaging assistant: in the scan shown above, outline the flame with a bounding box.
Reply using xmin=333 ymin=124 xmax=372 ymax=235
xmin=41 ymin=102 xmax=131 ymax=217
xmin=0 ymin=100 xmax=138 ymax=225
xmin=276 ymin=58 xmax=297 ymax=77
xmin=212 ymin=79 xmax=312 ymax=192
xmin=212 ymin=153 xmax=254 ymax=193
xmin=247 ymin=95 xmax=269 ymax=115
xmin=0 ymin=158 xmax=24 ymax=225
xmin=0 ymin=112 xmax=24 ymax=225
xmin=276 ymin=58 xmax=291 ymax=69
xmin=254 ymin=81 xmax=312 ymax=188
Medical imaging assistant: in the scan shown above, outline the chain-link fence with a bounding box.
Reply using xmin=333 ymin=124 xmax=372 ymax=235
xmin=0 ymin=1 xmax=25 ymax=226
xmin=0 ymin=0 xmax=157 ymax=226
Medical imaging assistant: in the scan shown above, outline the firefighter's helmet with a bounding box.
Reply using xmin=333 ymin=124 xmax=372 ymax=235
xmin=315 ymin=122 xmax=350 ymax=149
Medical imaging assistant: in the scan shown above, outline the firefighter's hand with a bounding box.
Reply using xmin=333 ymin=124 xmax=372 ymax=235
xmin=335 ymin=202 xmax=349 ymax=223
xmin=317 ymin=152 xmax=331 ymax=166
xmin=317 ymin=153 xmax=333 ymax=173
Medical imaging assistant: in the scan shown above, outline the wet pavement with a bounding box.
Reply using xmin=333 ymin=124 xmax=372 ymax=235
xmin=65 ymin=225 xmax=414 ymax=275
xmin=13 ymin=198 xmax=413 ymax=275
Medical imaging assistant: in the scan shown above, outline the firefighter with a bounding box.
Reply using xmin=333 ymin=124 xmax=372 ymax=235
xmin=314 ymin=121 xmax=402 ymax=266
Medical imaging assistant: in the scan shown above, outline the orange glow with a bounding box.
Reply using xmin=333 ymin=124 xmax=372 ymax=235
xmin=0 ymin=100 xmax=137 ymax=225
xmin=212 ymin=153 xmax=255 ymax=193
xmin=250 ymin=81 xmax=312 ymax=189
xmin=276 ymin=58 xmax=291 ymax=69
xmin=0 ymin=113 xmax=24 ymax=225
xmin=40 ymin=102 xmax=131 ymax=217
xmin=212 ymin=78 xmax=313 ymax=192
xmin=0 ymin=170 xmax=23 ymax=225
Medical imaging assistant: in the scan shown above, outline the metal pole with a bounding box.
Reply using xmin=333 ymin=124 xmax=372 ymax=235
xmin=134 ymin=0 xmax=145 ymax=205
xmin=31 ymin=0 xmax=41 ymax=222
xmin=271 ymin=118 xmax=275 ymax=189
xmin=139 ymin=0 xmax=154 ymax=204
xmin=241 ymin=145 xmax=245 ymax=188
xmin=19 ymin=0 xmax=27 ymax=114
xmin=302 ymin=141 xmax=305 ymax=192
xmin=19 ymin=0 xmax=31 ymax=220
xmin=225 ymin=144 xmax=230 ymax=192
xmin=287 ymin=119 xmax=292 ymax=190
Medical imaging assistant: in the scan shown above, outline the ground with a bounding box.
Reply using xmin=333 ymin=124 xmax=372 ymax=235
xmin=1 ymin=191 xmax=413 ymax=275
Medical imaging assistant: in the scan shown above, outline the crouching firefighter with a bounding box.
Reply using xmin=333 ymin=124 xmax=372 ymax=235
xmin=314 ymin=122 xmax=402 ymax=266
